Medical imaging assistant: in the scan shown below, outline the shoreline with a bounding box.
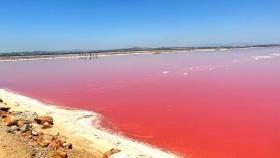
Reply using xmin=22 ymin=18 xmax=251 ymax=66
xmin=1 ymin=45 xmax=280 ymax=62
xmin=0 ymin=47 xmax=236 ymax=62
xmin=0 ymin=89 xmax=182 ymax=158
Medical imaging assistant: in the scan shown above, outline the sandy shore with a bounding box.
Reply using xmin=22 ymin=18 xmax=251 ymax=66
xmin=0 ymin=89 xmax=182 ymax=158
xmin=0 ymin=48 xmax=231 ymax=62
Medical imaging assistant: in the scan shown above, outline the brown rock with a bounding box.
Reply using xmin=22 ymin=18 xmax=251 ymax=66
xmin=48 ymin=139 xmax=63 ymax=149
xmin=0 ymin=111 xmax=9 ymax=118
xmin=103 ymin=148 xmax=121 ymax=158
xmin=3 ymin=115 xmax=17 ymax=126
xmin=21 ymin=130 xmax=32 ymax=139
xmin=17 ymin=120 xmax=26 ymax=128
xmin=35 ymin=115 xmax=53 ymax=125
xmin=42 ymin=121 xmax=52 ymax=129
xmin=37 ymin=136 xmax=51 ymax=147
xmin=52 ymin=151 xmax=67 ymax=158
xmin=62 ymin=143 xmax=72 ymax=149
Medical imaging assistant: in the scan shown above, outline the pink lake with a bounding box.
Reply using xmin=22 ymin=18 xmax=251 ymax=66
xmin=1 ymin=47 xmax=280 ymax=158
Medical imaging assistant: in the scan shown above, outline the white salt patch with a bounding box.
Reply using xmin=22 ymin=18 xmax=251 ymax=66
xmin=183 ymin=72 xmax=188 ymax=75
xmin=109 ymin=152 xmax=133 ymax=158
xmin=162 ymin=71 xmax=169 ymax=74
xmin=270 ymin=53 xmax=280 ymax=56
xmin=254 ymin=56 xmax=273 ymax=60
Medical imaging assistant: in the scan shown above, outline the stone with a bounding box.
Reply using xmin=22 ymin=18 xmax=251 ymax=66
xmin=3 ymin=115 xmax=17 ymax=126
xmin=37 ymin=137 xmax=51 ymax=147
xmin=14 ymin=111 xmax=39 ymax=122
xmin=42 ymin=122 xmax=52 ymax=129
xmin=48 ymin=139 xmax=63 ymax=149
xmin=62 ymin=143 xmax=72 ymax=149
xmin=8 ymin=125 xmax=20 ymax=133
xmin=31 ymin=130 xmax=39 ymax=136
xmin=52 ymin=151 xmax=67 ymax=158
xmin=0 ymin=111 xmax=9 ymax=118
xmin=21 ymin=130 xmax=32 ymax=139
xmin=17 ymin=120 xmax=26 ymax=128
xmin=103 ymin=148 xmax=121 ymax=158
xmin=20 ymin=124 xmax=30 ymax=132
xmin=0 ymin=98 xmax=3 ymax=103
xmin=0 ymin=104 xmax=10 ymax=112
xmin=35 ymin=115 xmax=53 ymax=125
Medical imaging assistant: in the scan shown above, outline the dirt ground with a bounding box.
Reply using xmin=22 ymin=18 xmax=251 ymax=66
xmin=0 ymin=118 xmax=101 ymax=158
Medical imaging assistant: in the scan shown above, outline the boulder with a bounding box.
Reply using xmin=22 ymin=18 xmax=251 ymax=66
xmin=35 ymin=115 xmax=53 ymax=125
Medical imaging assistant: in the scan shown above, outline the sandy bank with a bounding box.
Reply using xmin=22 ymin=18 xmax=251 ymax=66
xmin=0 ymin=89 xmax=182 ymax=158
xmin=0 ymin=48 xmax=232 ymax=62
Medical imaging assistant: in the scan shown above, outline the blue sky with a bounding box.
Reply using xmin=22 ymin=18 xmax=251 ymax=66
xmin=0 ymin=0 xmax=280 ymax=52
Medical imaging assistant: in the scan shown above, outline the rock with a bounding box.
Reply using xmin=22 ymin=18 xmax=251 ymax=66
xmin=17 ymin=120 xmax=26 ymax=127
xmin=0 ymin=98 xmax=3 ymax=103
xmin=31 ymin=130 xmax=39 ymax=136
xmin=13 ymin=111 xmax=39 ymax=122
xmin=37 ymin=137 xmax=51 ymax=147
xmin=103 ymin=148 xmax=121 ymax=158
xmin=48 ymin=139 xmax=63 ymax=149
xmin=42 ymin=122 xmax=52 ymax=129
xmin=8 ymin=125 xmax=20 ymax=133
xmin=3 ymin=115 xmax=17 ymax=126
xmin=20 ymin=124 xmax=30 ymax=132
xmin=35 ymin=115 xmax=53 ymax=125
xmin=52 ymin=151 xmax=67 ymax=158
xmin=0 ymin=111 xmax=9 ymax=118
xmin=21 ymin=130 xmax=32 ymax=139
xmin=0 ymin=104 xmax=10 ymax=112
xmin=62 ymin=143 xmax=72 ymax=149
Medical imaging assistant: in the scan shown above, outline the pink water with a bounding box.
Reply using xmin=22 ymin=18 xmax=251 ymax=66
xmin=1 ymin=47 xmax=280 ymax=158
